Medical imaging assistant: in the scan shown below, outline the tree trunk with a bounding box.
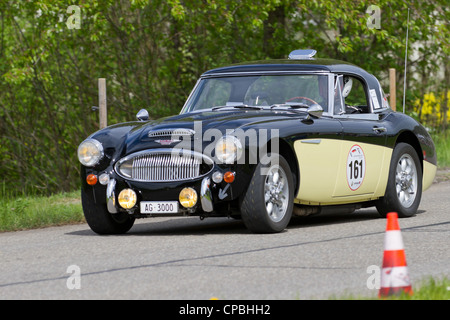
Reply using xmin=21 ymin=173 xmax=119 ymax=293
xmin=263 ymin=5 xmax=286 ymax=59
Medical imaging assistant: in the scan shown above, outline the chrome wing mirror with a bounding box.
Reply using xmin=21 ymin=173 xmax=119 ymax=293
xmin=136 ymin=109 xmax=149 ymax=121
xmin=306 ymin=104 xmax=323 ymax=119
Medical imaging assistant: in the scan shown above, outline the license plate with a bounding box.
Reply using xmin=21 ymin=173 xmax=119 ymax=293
xmin=140 ymin=201 xmax=179 ymax=214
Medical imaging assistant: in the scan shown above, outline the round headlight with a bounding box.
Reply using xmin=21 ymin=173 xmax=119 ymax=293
xmin=77 ymin=139 xmax=104 ymax=167
xmin=215 ymin=136 xmax=242 ymax=164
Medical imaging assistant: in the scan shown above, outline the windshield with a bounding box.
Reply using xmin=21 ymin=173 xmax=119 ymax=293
xmin=182 ymin=74 xmax=329 ymax=113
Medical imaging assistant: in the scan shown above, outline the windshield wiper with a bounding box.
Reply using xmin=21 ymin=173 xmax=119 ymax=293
xmin=212 ymin=104 xmax=262 ymax=111
xmin=271 ymin=102 xmax=309 ymax=109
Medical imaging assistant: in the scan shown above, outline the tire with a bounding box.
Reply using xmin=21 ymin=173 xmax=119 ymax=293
xmin=81 ymin=188 xmax=135 ymax=235
xmin=376 ymin=143 xmax=422 ymax=218
xmin=240 ymin=154 xmax=294 ymax=233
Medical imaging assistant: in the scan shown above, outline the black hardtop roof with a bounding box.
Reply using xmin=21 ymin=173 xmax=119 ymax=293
xmin=202 ymin=58 xmax=369 ymax=77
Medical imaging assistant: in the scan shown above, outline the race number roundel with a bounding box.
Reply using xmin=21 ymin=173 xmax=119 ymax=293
xmin=347 ymin=145 xmax=365 ymax=191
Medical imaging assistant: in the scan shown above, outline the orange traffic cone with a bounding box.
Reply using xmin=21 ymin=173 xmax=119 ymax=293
xmin=379 ymin=212 xmax=413 ymax=298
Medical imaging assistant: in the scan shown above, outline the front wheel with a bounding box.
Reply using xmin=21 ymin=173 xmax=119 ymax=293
xmin=240 ymin=154 xmax=294 ymax=233
xmin=376 ymin=143 xmax=422 ymax=218
xmin=81 ymin=188 xmax=135 ymax=235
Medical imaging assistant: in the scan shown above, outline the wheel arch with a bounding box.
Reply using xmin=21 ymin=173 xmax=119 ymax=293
xmin=265 ymin=137 xmax=300 ymax=195
xmin=395 ymin=130 xmax=424 ymax=173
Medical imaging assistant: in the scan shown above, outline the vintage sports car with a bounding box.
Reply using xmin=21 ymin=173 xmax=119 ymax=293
xmin=78 ymin=49 xmax=437 ymax=234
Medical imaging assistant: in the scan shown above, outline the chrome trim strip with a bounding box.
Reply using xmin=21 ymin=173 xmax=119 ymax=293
xmin=106 ymin=178 xmax=117 ymax=214
xmin=200 ymin=177 xmax=213 ymax=212
xmin=200 ymin=70 xmax=331 ymax=78
xmin=300 ymin=139 xmax=322 ymax=144
xmin=180 ymin=79 xmax=201 ymax=114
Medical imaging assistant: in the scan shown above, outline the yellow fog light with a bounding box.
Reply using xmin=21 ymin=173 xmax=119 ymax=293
xmin=179 ymin=187 xmax=197 ymax=208
xmin=118 ymin=189 xmax=137 ymax=209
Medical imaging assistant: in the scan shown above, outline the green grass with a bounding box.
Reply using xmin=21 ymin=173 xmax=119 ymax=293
xmin=431 ymin=130 xmax=450 ymax=168
xmin=384 ymin=277 xmax=450 ymax=300
xmin=334 ymin=276 xmax=450 ymax=300
xmin=0 ymin=190 xmax=84 ymax=232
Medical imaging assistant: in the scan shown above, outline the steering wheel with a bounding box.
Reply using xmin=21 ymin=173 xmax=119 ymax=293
xmin=286 ymin=96 xmax=319 ymax=105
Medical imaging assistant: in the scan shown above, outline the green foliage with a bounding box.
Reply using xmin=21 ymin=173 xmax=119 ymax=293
xmin=0 ymin=0 xmax=448 ymax=195
xmin=431 ymin=129 xmax=450 ymax=168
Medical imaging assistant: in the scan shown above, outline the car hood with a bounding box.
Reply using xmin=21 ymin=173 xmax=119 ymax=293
xmin=138 ymin=109 xmax=296 ymax=133
xmin=91 ymin=109 xmax=302 ymax=159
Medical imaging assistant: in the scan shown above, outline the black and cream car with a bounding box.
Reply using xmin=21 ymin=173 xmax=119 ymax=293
xmin=77 ymin=49 xmax=437 ymax=234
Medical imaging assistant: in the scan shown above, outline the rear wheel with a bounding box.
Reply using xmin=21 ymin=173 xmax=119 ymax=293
xmin=240 ymin=154 xmax=294 ymax=233
xmin=376 ymin=143 xmax=422 ymax=217
xmin=81 ymin=188 xmax=135 ymax=234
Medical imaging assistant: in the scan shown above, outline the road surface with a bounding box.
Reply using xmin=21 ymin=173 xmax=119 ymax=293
xmin=0 ymin=180 xmax=449 ymax=300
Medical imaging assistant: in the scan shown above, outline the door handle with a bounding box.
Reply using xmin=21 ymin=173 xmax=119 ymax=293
xmin=373 ymin=126 xmax=387 ymax=133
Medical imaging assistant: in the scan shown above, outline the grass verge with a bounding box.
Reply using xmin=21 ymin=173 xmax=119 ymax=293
xmin=385 ymin=276 xmax=450 ymax=300
xmin=0 ymin=190 xmax=84 ymax=232
xmin=431 ymin=130 xmax=450 ymax=168
xmin=334 ymin=276 xmax=450 ymax=300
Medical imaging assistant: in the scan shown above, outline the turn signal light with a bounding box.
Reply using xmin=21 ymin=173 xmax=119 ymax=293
xmin=223 ymin=171 xmax=235 ymax=183
xmin=86 ymin=174 xmax=98 ymax=185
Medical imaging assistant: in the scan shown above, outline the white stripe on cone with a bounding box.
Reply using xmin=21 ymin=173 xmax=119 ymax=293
xmin=380 ymin=266 xmax=411 ymax=288
xmin=383 ymin=230 xmax=404 ymax=251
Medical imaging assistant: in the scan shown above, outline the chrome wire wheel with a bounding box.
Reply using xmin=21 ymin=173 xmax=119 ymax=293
xmin=240 ymin=153 xmax=293 ymax=233
xmin=264 ymin=164 xmax=289 ymax=223
xmin=376 ymin=143 xmax=422 ymax=218
xmin=395 ymin=154 xmax=418 ymax=208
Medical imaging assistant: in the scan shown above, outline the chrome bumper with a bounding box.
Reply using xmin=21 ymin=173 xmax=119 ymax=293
xmin=106 ymin=179 xmax=118 ymax=213
xmin=106 ymin=177 xmax=214 ymax=214
xmin=200 ymin=177 xmax=213 ymax=212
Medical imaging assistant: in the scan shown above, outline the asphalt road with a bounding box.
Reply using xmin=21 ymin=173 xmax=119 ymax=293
xmin=0 ymin=181 xmax=449 ymax=300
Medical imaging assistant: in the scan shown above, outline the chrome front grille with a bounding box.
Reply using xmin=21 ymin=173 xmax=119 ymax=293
xmin=132 ymin=153 xmax=200 ymax=181
xmin=115 ymin=149 xmax=213 ymax=182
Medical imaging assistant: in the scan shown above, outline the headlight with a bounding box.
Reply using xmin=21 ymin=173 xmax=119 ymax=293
xmin=118 ymin=189 xmax=137 ymax=209
xmin=77 ymin=139 xmax=104 ymax=167
xmin=179 ymin=187 xmax=197 ymax=208
xmin=215 ymin=136 xmax=242 ymax=164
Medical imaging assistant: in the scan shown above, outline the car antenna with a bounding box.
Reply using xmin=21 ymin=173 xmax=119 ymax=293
xmin=402 ymin=8 xmax=410 ymax=114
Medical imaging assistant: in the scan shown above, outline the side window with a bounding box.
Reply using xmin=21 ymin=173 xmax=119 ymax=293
xmin=334 ymin=75 xmax=345 ymax=115
xmin=381 ymin=88 xmax=391 ymax=109
xmin=341 ymin=75 xmax=370 ymax=114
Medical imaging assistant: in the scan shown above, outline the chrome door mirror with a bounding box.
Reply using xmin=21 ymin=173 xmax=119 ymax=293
xmin=307 ymin=104 xmax=323 ymax=119
xmin=136 ymin=109 xmax=149 ymax=121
